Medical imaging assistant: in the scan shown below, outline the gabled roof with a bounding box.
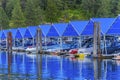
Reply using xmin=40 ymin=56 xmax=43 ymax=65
xmin=62 ymin=23 xmax=79 ymax=37
xmin=10 ymin=28 xmax=17 ymax=39
xmin=1 ymin=30 xmax=10 ymax=39
xmin=106 ymin=16 xmax=120 ymax=35
xmin=46 ymin=24 xmax=59 ymax=37
xmin=53 ymin=23 xmax=68 ymax=37
xmin=39 ymin=24 xmax=51 ymax=37
xmin=15 ymin=28 xmax=26 ymax=39
xmin=70 ymin=20 xmax=88 ymax=35
xmin=81 ymin=18 xmax=115 ymax=36
xmin=24 ymin=26 xmax=38 ymax=38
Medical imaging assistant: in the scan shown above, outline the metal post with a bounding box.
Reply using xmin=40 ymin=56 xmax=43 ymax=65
xmin=93 ymin=22 xmax=98 ymax=57
xmin=104 ymin=35 xmax=107 ymax=55
xmin=22 ymin=38 xmax=24 ymax=47
xmin=45 ymin=37 xmax=47 ymax=49
xmin=79 ymin=36 xmax=82 ymax=48
xmin=60 ymin=37 xmax=62 ymax=51
xmin=33 ymin=38 xmax=34 ymax=47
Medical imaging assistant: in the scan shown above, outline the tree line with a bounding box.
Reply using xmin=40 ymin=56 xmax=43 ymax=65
xmin=0 ymin=0 xmax=120 ymax=29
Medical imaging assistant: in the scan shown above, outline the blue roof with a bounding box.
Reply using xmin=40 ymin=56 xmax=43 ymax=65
xmin=106 ymin=16 xmax=120 ymax=35
xmin=10 ymin=28 xmax=17 ymax=39
xmin=46 ymin=24 xmax=59 ymax=37
xmin=70 ymin=21 xmax=88 ymax=35
xmin=62 ymin=23 xmax=79 ymax=37
xmin=1 ymin=30 xmax=10 ymax=39
xmin=24 ymin=26 xmax=38 ymax=38
xmin=81 ymin=18 xmax=115 ymax=36
xmin=40 ymin=24 xmax=51 ymax=37
xmin=15 ymin=28 xmax=26 ymax=39
xmin=53 ymin=23 xmax=68 ymax=36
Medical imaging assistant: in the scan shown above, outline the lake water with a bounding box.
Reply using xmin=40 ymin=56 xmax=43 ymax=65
xmin=0 ymin=51 xmax=119 ymax=80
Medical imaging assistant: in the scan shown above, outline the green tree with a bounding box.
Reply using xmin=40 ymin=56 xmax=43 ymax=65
xmin=0 ymin=7 xmax=9 ymax=29
xmin=116 ymin=0 xmax=120 ymax=15
xmin=9 ymin=0 xmax=26 ymax=28
xmin=81 ymin=0 xmax=100 ymax=18
xmin=97 ymin=0 xmax=112 ymax=17
xmin=45 ymin=0 xmax=61 ymax=22
xmin=25 ymin=0 xmax=44 ymax=26
xmin=5 ymin=0 xmax=15 ymax=19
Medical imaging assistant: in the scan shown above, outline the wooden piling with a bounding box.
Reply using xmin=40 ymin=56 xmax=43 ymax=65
xmin=36 ymin=28 xmax=42 ymax=54
xmin=93 ymin=22 xmax=102 ymax=58
xmin=97 ymin=23 xmax=101 ymax=57
xmin=93 ymin=22 xmax=98 ymax=57
xmin=7 ymin=32 xmax=12 ymax=53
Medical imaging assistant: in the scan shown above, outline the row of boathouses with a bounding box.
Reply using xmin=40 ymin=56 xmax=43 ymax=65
xmin=0 ymin=15 xmax=120 ymax=53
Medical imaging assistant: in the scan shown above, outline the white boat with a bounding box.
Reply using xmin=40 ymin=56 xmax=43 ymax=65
xmin=78 ymin=47 xmax=93 ymax=55
xmin=25 ymin=47 xmax=37 ymax=52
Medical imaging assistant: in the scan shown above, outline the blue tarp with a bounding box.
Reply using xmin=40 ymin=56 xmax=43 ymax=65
xmin=46 ymin=24 xmax=59 ymax=37
xmin=1 ymin=30 xmax=10 ymax=39
xmin=24 ymin=26 xmax=38 ymax=38
xmin=106 ymin=16 xmax=120 ymax=35
xmin=40 ymin=24 xmax=51 ymax=37
xmin=70 ymin=21 xmax=88 ymax=35
xmin=81 ymin=18 xmax=115 ymax=36
xmin=15 ymin=28 xmax=26 ymax=39
xmin=62 ymin=23 xmax=79 ymax=37
xmin=53 ymin=23 xmax=68 ymax=37
xmin=10 ymin=28 xmax=17 ymax=39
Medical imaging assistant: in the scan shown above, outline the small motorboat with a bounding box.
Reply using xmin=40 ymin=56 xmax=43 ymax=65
xmin=113 ymin=54 xmax=120 ymax=60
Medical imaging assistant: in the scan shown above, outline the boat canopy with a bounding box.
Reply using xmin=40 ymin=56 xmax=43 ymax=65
xmin=81 ymin=18 xmax=115 ymax=36
xmin=1 ymin=30 xmax=10 ymax=39
xmin=62 ymin=23 xmax=79 ymax=37
xmin=106 ymin=16 xmax=120 ymax=35
xmin=39 ymin=24 xmax=51 ymax=37
xmin=46 ymin=24 xmax=59 ymax=37
xmin=15 ymin=28 xmax=26 ymax=39
xmin=24 ymin=26 xmax=38 ymax=38
xmin=10 ymin=28 xmax=17 ymax=39
xmin=53 ymin=22 xmax=68 ymax=37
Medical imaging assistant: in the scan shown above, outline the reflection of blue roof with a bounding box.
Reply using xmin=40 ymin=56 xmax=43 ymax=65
xmin=106 ymin=16 xmax=120 ymax=35
xmin=46 ymin=24 xmax=59 ymax=37
xmin=15 ymin=28 xmax=26 ymax=39
xmin=62 ymin=23 xmax=79 ymax=37
xmin=53 ymin=23 xmax=68 ymax=37
xmin=81 ymin=18 xmax=115 ymax=35
xmin=1 ymin=30 xmax=10 ymax=39
xmin=70 ymin=21 xmax=88 ymax=35
xmin=24 ymin=26 xmax=38 ymax=38
xmin=40 ymin=24 xmax=51 ymax=37
xmin=10 ymin=28 xmax=17 ymax=39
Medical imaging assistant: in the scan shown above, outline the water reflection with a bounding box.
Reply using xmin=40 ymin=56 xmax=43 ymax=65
xmin=0 ymin=52 xmax=120 ymax=79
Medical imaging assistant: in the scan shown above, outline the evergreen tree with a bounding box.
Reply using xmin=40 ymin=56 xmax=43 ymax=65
xmin=45 ymin=0 xmax=61 ymax=22
xmin=81 ymin=0 xmax=100 ymax=18
xmin=0 ymin=7 xmax=9 ymax=29
xmin=116 ymin=0 xmax=120 ymax=15
xmin=25 ymin=0 xmax=44 ymax=26
xmin=9 ymin=0 xmax=26 ymax=28
xmin=97 ymin=0 xmax=112 ymax=17
xmin=5 ymin=0 xmax=15 ymax=19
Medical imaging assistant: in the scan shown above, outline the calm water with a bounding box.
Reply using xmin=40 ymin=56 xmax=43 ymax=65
xmin=0 ymin=52 xmax=119 ymax=80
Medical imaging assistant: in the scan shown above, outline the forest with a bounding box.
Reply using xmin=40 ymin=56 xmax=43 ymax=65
xmin=0 ymin=0 xmax=120 ymax=29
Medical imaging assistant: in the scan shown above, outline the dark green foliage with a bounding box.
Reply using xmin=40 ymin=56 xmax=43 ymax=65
xmin=9 ymin=0 xmax=26 ymax=28
xmin=25 ymin=0 xmax=44 ymax=26
xmin=0 ymin=7 xmax=9 ymax=29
